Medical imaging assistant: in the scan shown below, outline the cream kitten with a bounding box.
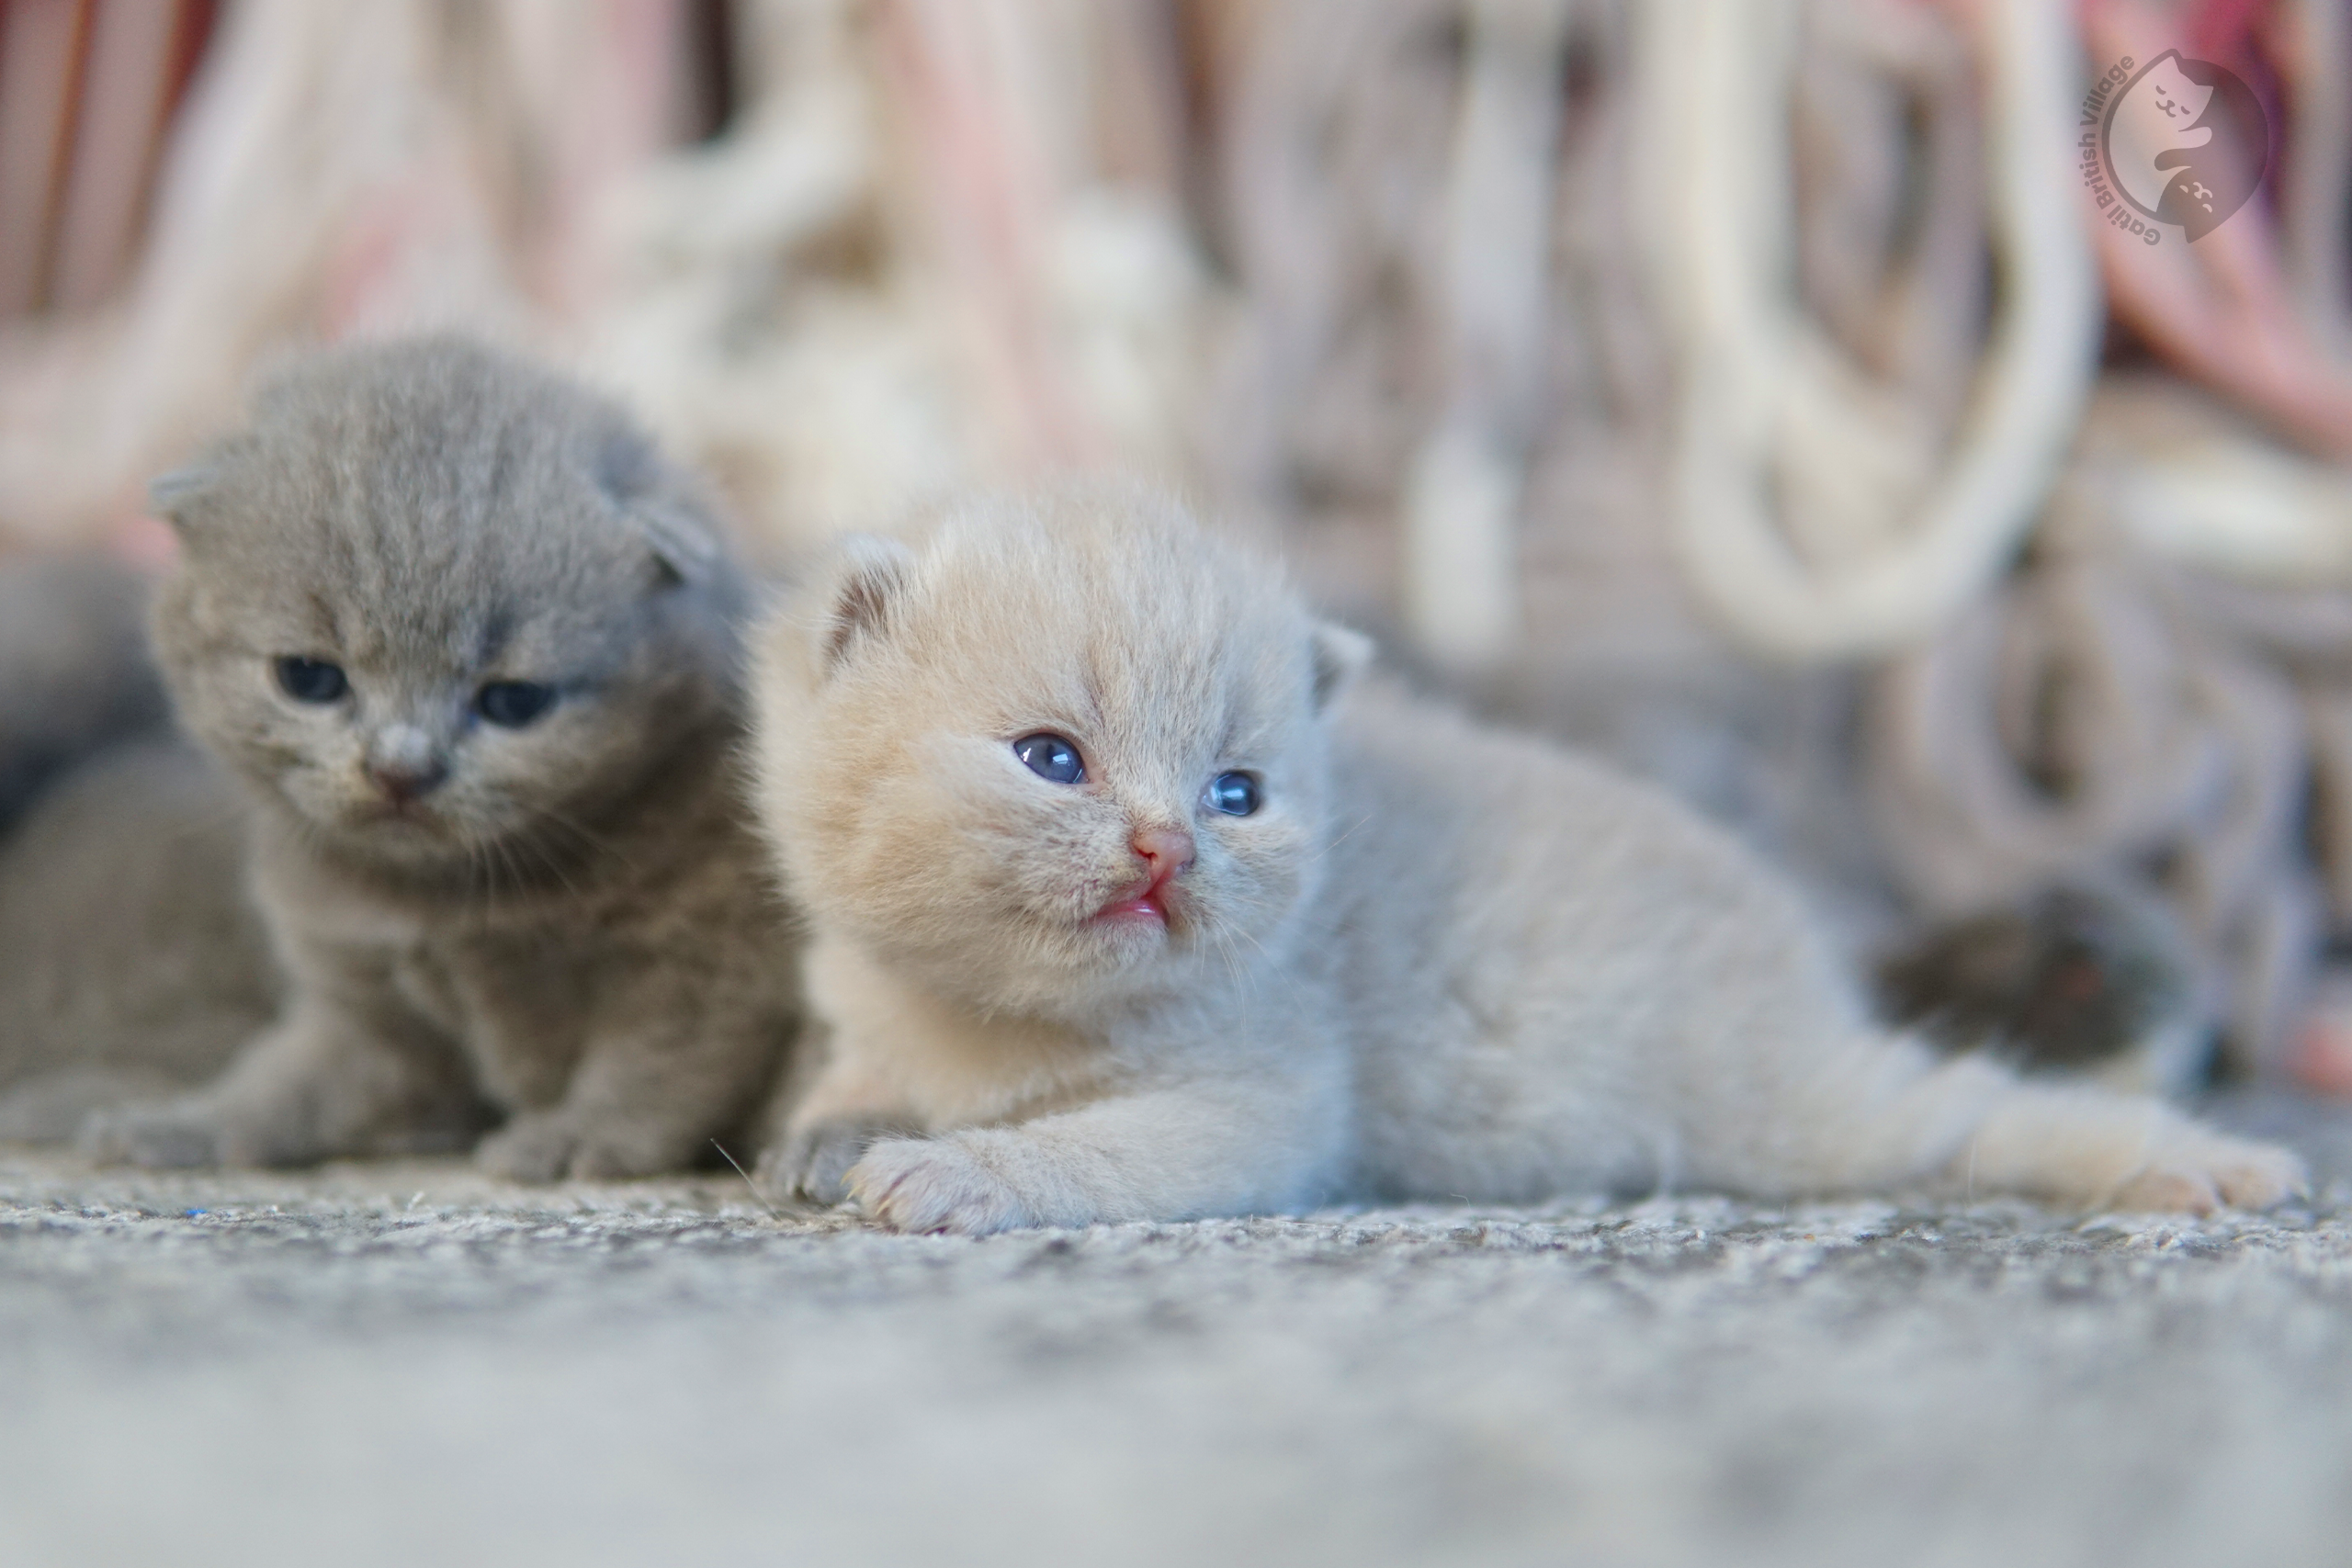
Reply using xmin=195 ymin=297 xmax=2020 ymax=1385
xmin=79 ymin=336 xmax=798 ymax=1179
xmin=748 ymin=486 xmax=2305 ymax=1233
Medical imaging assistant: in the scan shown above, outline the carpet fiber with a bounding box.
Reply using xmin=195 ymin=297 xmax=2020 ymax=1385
xmin=6 ymin=1092 xmax=2352 ymax=1567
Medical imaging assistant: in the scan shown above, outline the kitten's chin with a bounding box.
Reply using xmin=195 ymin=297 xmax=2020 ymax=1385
xmin=1066 ymin=909 xmax=1217 ymax=992
xmin=296 ymin=800 xmax=471 ymax=869
xmin=887 ymin=919 xmax=1182 ymax=1019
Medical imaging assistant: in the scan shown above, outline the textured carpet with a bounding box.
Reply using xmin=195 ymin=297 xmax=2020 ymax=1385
xmin=6 ymin=1092 xmax=2352 ymax=1568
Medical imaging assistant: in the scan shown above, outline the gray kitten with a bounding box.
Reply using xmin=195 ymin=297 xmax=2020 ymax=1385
xmin=80 ymin=336 xmax=797 ymax=1179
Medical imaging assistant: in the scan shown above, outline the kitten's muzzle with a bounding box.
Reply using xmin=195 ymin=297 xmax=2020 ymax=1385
xmin=367 ymin=757 xmax=449 ymax=806
xmin=364 ymin=724 xmax=450 ymax=806
xmin=1133 ymin=826 xmax=1195 ymax=882
xmin=1094 ymin=826 xmax=1195 ymax=926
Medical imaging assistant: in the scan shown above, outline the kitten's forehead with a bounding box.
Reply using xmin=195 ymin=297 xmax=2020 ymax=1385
xmin=896 ymin=496 xmax=1313 ymax=752
xmin=185 ymin=341 xmax=661 ymax=667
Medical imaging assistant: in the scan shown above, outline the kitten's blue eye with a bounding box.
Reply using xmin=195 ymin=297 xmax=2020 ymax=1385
xmin=1013 ymin=733 xmax=1084 ymax=784
xmin=477 ymin=681 xmax=557 ymax=728
xmin=1205 ymin=772 xmax=1261 ymax=817
xmin=275 ymin=657 xmax=347 ymax=705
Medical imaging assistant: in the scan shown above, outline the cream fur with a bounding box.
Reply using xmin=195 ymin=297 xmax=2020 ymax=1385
xmin=749 ymin=483 xmax=2304 ymax=1233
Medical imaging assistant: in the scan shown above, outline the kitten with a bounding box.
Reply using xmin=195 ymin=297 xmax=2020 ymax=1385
xmin=0 ymin=737 xmax=275 ymax=1143
xmin=79 ymin=335 xmax=798 ymax=1179
xmin=0 ymin=552 xmax=261 ymax=1140
xmin=748 ymin=484 xmax=2303 ymax=1232
xmin=0 ymin=551 xmax=169 ymax=832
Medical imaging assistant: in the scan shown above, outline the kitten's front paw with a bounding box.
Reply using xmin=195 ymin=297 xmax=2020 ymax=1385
xmin=474 ymin=1111 xmax=669 ymax=1182
xmin=848 ymin=1137 xmax=1036 ymax=1235
xmin=2105 ymin=1134 xmax=2307 ymax=1214
xmin=78 ymin=1101 xmax=236 ymax=1168
xmin=758 ymin=1114 xmax=923 ymax=1206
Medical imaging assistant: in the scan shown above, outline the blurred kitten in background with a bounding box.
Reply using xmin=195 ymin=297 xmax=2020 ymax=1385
xmin=1875 ymin=881 xmax=2210 ymax=1097
xmin=748 ymin=484 xmax=2301 ymax=1232
xmin=0 ymin=556 xmax=275 ymax=1139
xmin=75 ymin=336 xmax=799 ymax=1179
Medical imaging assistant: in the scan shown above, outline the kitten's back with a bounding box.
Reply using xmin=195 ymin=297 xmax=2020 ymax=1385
xmin=1320 ymin=681 xmax=1858 ymax=1198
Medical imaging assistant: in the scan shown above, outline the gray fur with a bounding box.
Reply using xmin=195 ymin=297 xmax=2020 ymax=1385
xmin=772 ymin=1111 xmax=928 ymax=1205
xmin=0 ymin=553 xmax=170 ymax=832
xmin=0 ymin=738 xmax=275 ymax=1140
xmin=78 ymin=335 xmax=798 ymax=1179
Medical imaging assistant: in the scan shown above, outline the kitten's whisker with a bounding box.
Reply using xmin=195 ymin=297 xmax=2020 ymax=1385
xmin=492 ymin=836 xmax=531 ymax=907
xmin=525 ymin=802 xmax=639 ymax=876
xmin=712 ymin=1139 xmax=783 ymax=1220
xmin=1295 ymin=812 xmax=1379 ymax=874
xmin=1214 ymin=930 xmax=1258 ymax=1008
xmin=465 ymin=822 xmax=538 ymax=913
xmin=507 ymin=826 xmax=585 ymax=903
xmin=457 ymin=825 xmax=504 ymax=908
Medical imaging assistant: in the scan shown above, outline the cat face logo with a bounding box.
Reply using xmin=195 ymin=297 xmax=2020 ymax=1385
xmin=2098 ymin=51 xmax=2268 ymax=241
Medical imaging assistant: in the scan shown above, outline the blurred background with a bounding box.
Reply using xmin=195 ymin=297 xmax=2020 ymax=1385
xmin=6 ymin=0 xmax=2352 ymax=1102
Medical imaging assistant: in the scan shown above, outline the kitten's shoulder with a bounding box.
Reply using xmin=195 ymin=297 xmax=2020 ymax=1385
xmin=1325 ymin=677 xmax=1792 ymax=889
xmin=1328 ymin=678 xmax=1644 ymax=812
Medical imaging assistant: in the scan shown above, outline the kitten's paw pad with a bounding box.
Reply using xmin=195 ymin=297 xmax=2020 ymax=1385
xmin=758 ymin=1114 xmax=924 ymax=1206
xmin=475 ymin=1112 xmax=665 ymax=1182
xmin=76 ymin=1104 xmax=231 ymax=1168
xmin=2108 ymin=1137 xmax=2306 ymax=1213
xmin=849 ymin=1138 xmax=1034 ymax=1235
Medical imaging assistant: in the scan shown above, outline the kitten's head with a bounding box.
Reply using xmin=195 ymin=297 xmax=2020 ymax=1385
xmin=150 ymin=334 xmax=747 ymax=878
xmin=752 ymin=483 xmax=1369 ymax=1018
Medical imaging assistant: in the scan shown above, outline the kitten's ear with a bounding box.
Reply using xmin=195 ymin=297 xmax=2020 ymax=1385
xmin=1309 ymin=621 xmax=1374 ymax=711
xmin=595 ymin=427 xmax=719 ymax=586
xmin=148 ymin=460 xmax=222 ymax=530
xmin=812 ymin=535 xmax=918 ymax=673
xmin=631 ymin=497 xmax=723 ymax=587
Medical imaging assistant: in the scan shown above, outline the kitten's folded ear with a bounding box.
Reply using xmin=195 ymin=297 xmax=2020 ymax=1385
xmin=595 ymin=427 xmax=721 ymax=586
xmin=148 ymin=453 xmax=233 ymax=532
xmin=1310 ymin=621 xmax=1374 ymax=711
xmin=630 ymin=497 xmax=724 ymax=586
xmin=809 ymin=535 xmax=918 ymax=674
xmin=147 ymin=465 xmax=214 ymax=519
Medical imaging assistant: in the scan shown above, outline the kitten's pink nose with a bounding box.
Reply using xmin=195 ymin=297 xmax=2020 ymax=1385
xmin=366 ymin=725 xmax=448 ymax=805
xmin=368 ymin=758 xmax=448 ymax=804
xmin=1132 ymin=826 xmax=1195 ymax=882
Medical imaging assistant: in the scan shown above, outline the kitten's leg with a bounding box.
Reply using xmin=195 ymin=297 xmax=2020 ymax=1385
xmin=1923 ymin=1062 xmax=2304 ymax=1212
xmin=1692 ymin=1034 xmax=2304 ymax=1213
xmin=745 ymin=1020 xmax=928 ymax=1203
xmin=471 ymin=980 xmax=789 ymax=1183
xmin=754 ymin=1068 xmax=919 ymax=1209
xmin=76 ymin=997 xmax=475 ymax=1168
xmin=845 ymin=1073 xmax=1350 ymax=1235
xmin=0 ymin=1068 xmax=183 ymax=1145
xmin=764 ymin=1111 xmax=926 ymax=1205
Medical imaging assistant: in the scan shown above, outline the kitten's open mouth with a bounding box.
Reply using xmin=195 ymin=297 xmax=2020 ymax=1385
xmin=1092 ymin=868 xmax=1182 ymax=931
